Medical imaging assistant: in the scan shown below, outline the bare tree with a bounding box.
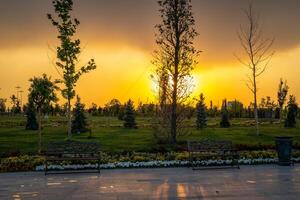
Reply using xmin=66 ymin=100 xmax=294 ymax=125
xmin=153 ymin=0 xmax=199 ymax=144
xmin=237 ymin=2 xmax=274 ymax=135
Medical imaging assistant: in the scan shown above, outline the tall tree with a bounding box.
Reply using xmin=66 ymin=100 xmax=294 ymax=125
xmin=123 ymin=100 xmax=137 ymax=129
xmin=153 ymin=0 xmax=199 ymax=144
xmin=47 ymin=0 xmax=96 ymax=139
xmin=28 ymin=74 xmax=57 ymax=153
xmin=277 ymin=78 xmax=289 ymax=123
xmin=195 ymin=93 xmax=207 ymax=129
xmin=71 ymin=96 xmax=88 ymax=134
xmin=237 ymin=2 xmax=274 ymax=135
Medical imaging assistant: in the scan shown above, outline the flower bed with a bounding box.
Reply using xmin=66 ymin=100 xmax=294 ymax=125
xmin=35 ymin=157 xmax=300 ymax=171
xmin=1 ymin=151 xmax=300 ymax=173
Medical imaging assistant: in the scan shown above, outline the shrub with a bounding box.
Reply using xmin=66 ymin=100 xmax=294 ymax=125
xmin=220 ymin=99 xmax=230 ymax=128
xmin=196 ymin=93 xmax=207 ymax=129
xmin=72 ymin=96 xmax=89 ymax=134
xmin=123 ymin=100 xmax=137 ymax=128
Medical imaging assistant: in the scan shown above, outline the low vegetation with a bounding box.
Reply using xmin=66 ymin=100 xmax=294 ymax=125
xmin=0 ymin=115 xmax=299 ymax=156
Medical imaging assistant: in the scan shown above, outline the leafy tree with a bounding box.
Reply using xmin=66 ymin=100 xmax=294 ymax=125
xmin=117 ymin=104 xmax=126 ymax=120
xmin=153 ymin=0 xmax=199 ymax=144
xmin=277 ymin=78 xmax=289 ymax=123
xmin=48 ymin=0 xmax=96 ymax=139
xmin=71 ymin=96 xmax=89 ymax=134
xmin=10 ymin=95 xmax=21 ymax=114
xmin=104 ymin=99 xmax=121 ymax=117
xmin=285 ymin=95 xmax=298 ymax=128
xmin=25 ymin=99 xmax=38 ymax=130
xmin=196 ymin=93 xmax=207 ymax=129
xmin=0 ymin=98 xmax=6 ymax=113
xmin=228 ymin=100 xmax=244 ymax=118
xmin=88 ymin=103 xmax=99 ymax=116
xmin=123 ymin=100 xmax=137 ymax=129
xmin=237 ymin=2 xmax=274 ymax=135
xmin=28 ymin=74 xmax=57 ymax=153
xmin=220 ymin=99 xmax=230 ymax=128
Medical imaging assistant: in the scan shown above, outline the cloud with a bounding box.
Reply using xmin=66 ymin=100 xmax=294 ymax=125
xmin=0 ymin=0 xmax=300 ymax=56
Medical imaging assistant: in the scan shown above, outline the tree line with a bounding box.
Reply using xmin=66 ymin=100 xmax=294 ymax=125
xmin=0 ymin=0 xmax=299 ymax=152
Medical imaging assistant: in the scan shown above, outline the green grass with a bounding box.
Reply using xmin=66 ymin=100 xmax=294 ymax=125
xmin=0 ymin=115 xmax=299 ymax=155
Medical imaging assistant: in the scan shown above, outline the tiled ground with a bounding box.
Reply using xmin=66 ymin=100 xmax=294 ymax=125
xmin=1 ymin=165 xmax=300 ymax=199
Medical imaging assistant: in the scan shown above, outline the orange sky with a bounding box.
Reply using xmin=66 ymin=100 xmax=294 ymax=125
xmin=0 ymin=0 xmax=300 ymax=107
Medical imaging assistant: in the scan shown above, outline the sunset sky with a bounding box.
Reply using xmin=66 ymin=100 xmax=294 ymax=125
xmin=0 ymin=0 xmax=300 ymax=107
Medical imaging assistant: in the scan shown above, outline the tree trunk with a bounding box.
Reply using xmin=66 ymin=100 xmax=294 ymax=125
xmin=38 ymin=108 xmax=42 ymax=154
xmin=67 ymin=98 xmax=72 ymax=139
xmin=170 ymin=0 xmax=179 ymax=145
xmin=253 ymin=76 xmax=260 ymax=136
xmin=279 ymin=107 xmax=282 ymax=125
xmin=171 ymin=87 xmax=177 ymax=145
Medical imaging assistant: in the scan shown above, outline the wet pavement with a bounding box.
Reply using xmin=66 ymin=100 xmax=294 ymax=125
xmin=0 ymin=165 xmax=300 ymax=199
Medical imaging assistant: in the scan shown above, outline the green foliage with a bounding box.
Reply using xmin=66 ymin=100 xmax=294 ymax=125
xmin=71 ymin=96 xmax=89 ymax=134
xmin=2 ymin=150 xmax=300 ymax=172
xmin=48 ymin=0 xmax=96 ymax=138
xmin=228 ymin=100 xmax=244 ymax=118
xmin=47 ymin=0 xmax=96 ymax=101
xmin=123 ymin=100 xmax=137 ymax=128
xmin=220 ymin=99 xmax=231 ymax=128
xmin=104 ymin=99 xmax=121 ymax=117
xmin=28 ymin=74 xmax=58 ymax=110
xmin=1 ymin=116 xmax=300 ymax=154
xmin=196 ymin=93 xmax=207 ymax=129
xmin=0 ymin=155 xmax=44 ymax=172
xmin=285 ymin=95 xmax=298 ymax=128
xmin=25 ymin=100 xmax=38 ymax=130
xmin=28 ymin=74 xmax=58 ymax=153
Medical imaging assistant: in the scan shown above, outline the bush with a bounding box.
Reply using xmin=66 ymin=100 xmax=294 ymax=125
xmin=220 ymin=99 xmax=230 ymax=128
xmin=123 ymin=100 xmax=137 ymax=129
xmin=72 ymin=96 xmax=89 ymax=134
xmin=285 ymin=95 xmax=298 ymax=128
xmin=0 ymin=155 xmax=44 ymax=172
xmin=25 ymin=100 xmax=38 ymax=130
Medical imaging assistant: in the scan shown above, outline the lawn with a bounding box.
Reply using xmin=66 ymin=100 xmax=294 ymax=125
xmin=0 ymin=115 xmax=299 ymax=155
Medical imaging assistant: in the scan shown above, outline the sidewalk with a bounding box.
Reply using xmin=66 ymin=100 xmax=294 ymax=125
xmin=1 ymin=165 xmax=300 ymax=199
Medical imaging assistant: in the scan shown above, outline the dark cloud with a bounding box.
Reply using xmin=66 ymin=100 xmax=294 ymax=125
xmin=0 ymin=0 xmax=300 ymax=63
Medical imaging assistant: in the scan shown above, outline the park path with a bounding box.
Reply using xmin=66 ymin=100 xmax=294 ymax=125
xmin=0 ymin=165 xmax=300 ymax=199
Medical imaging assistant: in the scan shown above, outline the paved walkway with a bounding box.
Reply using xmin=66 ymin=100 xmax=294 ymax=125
xmin=0 ymin=165 xmax=300 ymax=199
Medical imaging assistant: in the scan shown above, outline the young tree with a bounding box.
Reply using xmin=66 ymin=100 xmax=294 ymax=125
xmin=153 ymin=0 xmax=199 ymax=144
xmin=48 ymin=0 xmax=96 ymax=139
xmin=28 ymin=74 xmax=57 ymax=153
xmin=237 ymin=2 xmax=274 ymax=135
xmin=277 ymin=78 xmax=289 ymax=123
xmin=123 ymin=100 xmax=137 ymax=129
xmin=285 ymin=95 xmax=298 ymax=128
xmin=196 ymin=93 xmax=207 ymax=129
xmin=25 ymin=99 xmax=39 ymax=131
xmin=220 ymin=99 xmax=230 ymax=128
xmin=71 ymin=96 xmax=88 ymax=134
